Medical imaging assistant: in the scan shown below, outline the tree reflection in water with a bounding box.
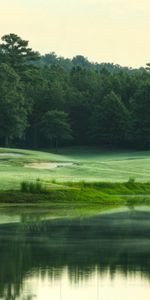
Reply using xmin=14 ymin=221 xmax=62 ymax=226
xmin=0 ymin=208 xmax=150 ymax=299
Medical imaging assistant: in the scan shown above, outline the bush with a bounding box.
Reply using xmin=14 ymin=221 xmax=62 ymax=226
xmin=51 ymin=179 xmax=57 ymax=184
xmin=127 ymin=177 xmax=135 ymax=184
xmin=20 ymin=180 xmax=48 ymax=194
xmin=125 ymin=177 xmax=136 ymax=189
xmin=20 ymin=181 xmax=29 ymax=193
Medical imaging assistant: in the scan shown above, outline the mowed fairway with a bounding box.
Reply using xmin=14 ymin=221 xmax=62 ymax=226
xmin=0 ymin=147 xmax=150 ymax=190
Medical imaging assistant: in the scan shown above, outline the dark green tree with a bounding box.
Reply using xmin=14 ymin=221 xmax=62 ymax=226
xmin=131 ymin=81 xmax=150 ymax=149
xmin=0 ymin=32 xmax=149 ymax=150
xmin=0 ymin=64 xmax=29 ymax=147
xmin=72 ymin=55 xmax=91 ymax=68
xmin=90 ymin=91 xmax=130 ymax=146
xmin=40 ymin=110 xmax=72 ymax=151
xmin=0 ymin=33 xmax=40 ymax=71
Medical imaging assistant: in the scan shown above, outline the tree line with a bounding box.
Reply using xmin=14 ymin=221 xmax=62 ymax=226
xmin=0 ymin=33 xmax=150 ymax=150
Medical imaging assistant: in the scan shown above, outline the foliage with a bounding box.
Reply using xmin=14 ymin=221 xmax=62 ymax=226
xmin=40 ymin=110 xmax=72 ymax=150
xmin=0 ymin=33 xmax=40 ymax=71
xmin=127 ymin=177 xmax=135 ymax=184
xmin=0 ymin=63 xmax=28 ymax=146
xmin=20 ymin=180 xmax=48 ymax=194
xmin=0 ymin=33 xmax=150 ymax=150
xmin=1 ymin=180 xmax=150 ymax=205
xmin=90 ymin=91 xmax=130 ymax=145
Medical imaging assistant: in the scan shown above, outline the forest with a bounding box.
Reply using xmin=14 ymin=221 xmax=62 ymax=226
xmin=0 ymin=33 xmax=150 ymax=150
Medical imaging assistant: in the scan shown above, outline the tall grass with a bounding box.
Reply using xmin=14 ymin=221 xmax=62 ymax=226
xmin=20 ymin=180 xmax=48 ymax=194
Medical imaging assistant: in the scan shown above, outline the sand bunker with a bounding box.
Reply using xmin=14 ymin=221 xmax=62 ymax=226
xmin=0 ymin=153 xmax=23 ymax=157
xmin=24 ymin=162 xmax=74 ymax=170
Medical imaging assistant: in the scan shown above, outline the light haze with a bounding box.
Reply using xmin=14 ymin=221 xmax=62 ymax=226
xmin=1 ymin=0 xmax=150 ymax=67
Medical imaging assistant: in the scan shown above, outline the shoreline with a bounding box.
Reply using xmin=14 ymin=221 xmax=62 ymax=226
xmin=0 ymin=182 xmax=150 ymax=206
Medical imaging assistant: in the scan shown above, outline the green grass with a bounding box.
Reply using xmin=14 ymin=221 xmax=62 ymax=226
xmin=1 ymin=146 xmax=150 ymax=190
xmin=0 ymin=181 xmax=150 ymax=208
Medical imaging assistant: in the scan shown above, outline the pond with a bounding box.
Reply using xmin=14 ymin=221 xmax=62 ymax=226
xmin=0 ymin=206 xmax=150 ymax=300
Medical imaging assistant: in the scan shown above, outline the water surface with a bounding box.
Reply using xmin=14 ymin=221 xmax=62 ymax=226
xmin=0 ymin=206 xmax=150 ymax=300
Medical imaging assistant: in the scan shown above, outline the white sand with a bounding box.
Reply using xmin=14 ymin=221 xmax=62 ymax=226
xmin=24 ymin=162 xmax=74 ymax=169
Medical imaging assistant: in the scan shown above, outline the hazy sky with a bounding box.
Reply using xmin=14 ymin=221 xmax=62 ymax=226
xmin=1 ymin=0 xmax=150 ymax=67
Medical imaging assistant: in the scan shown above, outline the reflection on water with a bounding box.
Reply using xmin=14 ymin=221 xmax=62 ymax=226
xmin=0 ymin=206 xmax=150 ymax=299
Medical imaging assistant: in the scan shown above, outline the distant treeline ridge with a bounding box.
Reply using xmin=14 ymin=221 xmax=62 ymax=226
xmin=0 ymin=33 xmax=150 ymax=150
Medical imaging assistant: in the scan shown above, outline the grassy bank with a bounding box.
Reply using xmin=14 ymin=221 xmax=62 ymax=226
xmin=0 ymin=147 xmax=150 ymax=208
xmin=0 ymin=181 xmax=150 ymax=206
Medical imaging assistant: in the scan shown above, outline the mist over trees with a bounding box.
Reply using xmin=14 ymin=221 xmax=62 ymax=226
xmin=0 ymin=33 xmax=150 ymax=150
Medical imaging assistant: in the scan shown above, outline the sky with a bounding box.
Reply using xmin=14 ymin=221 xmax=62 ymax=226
xmin=0 ymin=0 xmax=150 ymax=68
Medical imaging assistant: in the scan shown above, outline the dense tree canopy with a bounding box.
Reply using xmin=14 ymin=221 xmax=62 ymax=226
xmin=0 ymin=63 xmax=28 ymax=146
xmin=90 ymin=91 xmax=130 ymax=146
xmin=40 ymin=110 xmax=72 ymax=151
xmin=0 ymin=33 xmax=39 ymax=71
xmin=0 ymin=33 xmax=150 ymax=150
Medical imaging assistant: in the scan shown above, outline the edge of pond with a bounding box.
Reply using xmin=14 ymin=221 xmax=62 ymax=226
xmin=0 ymin=182 xmax=150 ymax=207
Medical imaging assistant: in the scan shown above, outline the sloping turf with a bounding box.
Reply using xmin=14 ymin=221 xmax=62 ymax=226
xmin=0 ymin=147 xmax=150 ymax=190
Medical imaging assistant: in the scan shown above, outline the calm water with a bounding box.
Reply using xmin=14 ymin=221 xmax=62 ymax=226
xmin=0 ymin=206 xmax=150 ymax=300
